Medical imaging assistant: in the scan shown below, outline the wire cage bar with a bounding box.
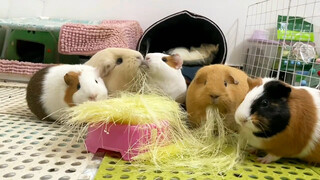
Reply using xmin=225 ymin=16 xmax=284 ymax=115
xmin=242 ymin=0 xmax=320 ymax=88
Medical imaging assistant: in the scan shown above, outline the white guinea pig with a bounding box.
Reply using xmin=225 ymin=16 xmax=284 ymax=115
xmin=26 ymin=64 xmax=108 ymax=120
xmin=235 ymin=77 xmax=320 ymax=164
xmin=143 ymin=53 xmax=187 ymax=103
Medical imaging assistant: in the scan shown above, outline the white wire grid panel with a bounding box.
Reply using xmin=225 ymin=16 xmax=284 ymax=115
xmin=242 ymin=0 xmax=320 ymax=87
xmin=0 ymin=82 xmax=102 ymax=180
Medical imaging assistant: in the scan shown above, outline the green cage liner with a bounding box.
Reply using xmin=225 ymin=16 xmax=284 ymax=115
xmin=137 ymin=10 xmax=228 ymax=81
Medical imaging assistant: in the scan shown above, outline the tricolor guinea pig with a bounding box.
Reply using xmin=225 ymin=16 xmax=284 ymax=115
xmin=143 ymin=53 xmax=187 ymax=103
xmin=235 ymin=77 xmax=320 ymax=163
xmin=26 ymin=65 xmax=108 ymax=120
xmin=186 ymin=65 xmax=249 ymax=131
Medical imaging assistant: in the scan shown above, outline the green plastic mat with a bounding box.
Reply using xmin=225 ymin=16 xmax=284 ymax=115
xmin=95 ymin=153 xmax=320 ymax=180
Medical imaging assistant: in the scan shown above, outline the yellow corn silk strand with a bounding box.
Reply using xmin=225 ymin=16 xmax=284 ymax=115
xmin=58 ymin=93 xmax=184 ymax=131
xmin=58 ymin=93 xmax=245 ymax=173
xmin=132 ymin=106 xmax=245 ymax=173
xmin=57 ymin=70 xmax=245 ymax=174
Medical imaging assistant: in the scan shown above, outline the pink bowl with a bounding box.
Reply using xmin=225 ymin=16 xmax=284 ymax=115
xmin=85 ymin=121 xmax=170 ymax=161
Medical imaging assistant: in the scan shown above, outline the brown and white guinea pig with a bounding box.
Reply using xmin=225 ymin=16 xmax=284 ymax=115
xmin=186 ymin=64 xmax=249 ymax=131
xmin=85 ymin=48 xmax=144 ymax=94
xmin=143 ymin=53 xmax=187 ymax=103
xmin=26 ymin=64 xmax=108 ymax=121
xmin=235 ymin=77 xmax=320 ymax=164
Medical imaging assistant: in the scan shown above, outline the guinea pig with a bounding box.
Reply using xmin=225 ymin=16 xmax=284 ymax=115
xmin=235 ymin=77 xmax=320 ymax=163
xmin=168 ymin=44 xmax=219 ymax=65
xmin=26 ymin=64 xmax=108 ymax=121
xmin=186 ymin=64 xmax=249 ymax=131
xmin=143 ymin=53 xmax=187 ymax=103
xmin=85 ymin=48 xmax=144 ymax=94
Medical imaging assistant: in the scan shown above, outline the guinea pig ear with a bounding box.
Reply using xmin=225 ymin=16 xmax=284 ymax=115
xmin=64 ymin=72 xmax=79 ymax=86
xmin=226 ymin=75 xmax=239 ymax=85
xmin=247 ymin=77 xmax=262 ymax=90
xmin=266 ymin=81 xmax=291 ymax=99
xmin=99 ymin=63 xmax=115 ymax=77
xmin=172 ymin=54 xmax=183 ymax=69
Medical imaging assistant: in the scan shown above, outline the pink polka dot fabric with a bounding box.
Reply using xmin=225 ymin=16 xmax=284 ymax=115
xmin=58 ymin=20 xmax=143 ymax=56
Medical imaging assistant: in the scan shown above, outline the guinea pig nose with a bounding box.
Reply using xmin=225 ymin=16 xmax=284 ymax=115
xmin=88 ymin=94 xmax=97 ymax=101
xmin=236 ymin=116 xmax=248 ymax=125
xmin=145 ymin=57 xmax=151 ymax=62
xmin=210 ymin=95 xmax=219 ymax=99
xmin=240 ymin=118 xmax=248 ymax=123
xmin=210 ymin=94 xmax=219 ymax=104
xmin=140 ymin=60 xmax=149 ymax=68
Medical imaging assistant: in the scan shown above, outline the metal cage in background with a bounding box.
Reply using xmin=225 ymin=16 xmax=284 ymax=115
xmin=242 ymin=0 xmax=320 ymax=88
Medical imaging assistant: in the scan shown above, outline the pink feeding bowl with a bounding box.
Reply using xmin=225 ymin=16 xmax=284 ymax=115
xmin=85 ymin=121 xmax=170 ymax=161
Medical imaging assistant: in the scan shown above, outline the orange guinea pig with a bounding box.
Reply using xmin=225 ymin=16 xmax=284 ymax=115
xmin=186 ymin=64 xmax=249 ymax=131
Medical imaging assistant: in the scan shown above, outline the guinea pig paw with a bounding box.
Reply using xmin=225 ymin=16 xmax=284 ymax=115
xmin=257 ymin=154 xmax=280 ymax=164
xmin=246 ymin=146 xmax=258 ymax=155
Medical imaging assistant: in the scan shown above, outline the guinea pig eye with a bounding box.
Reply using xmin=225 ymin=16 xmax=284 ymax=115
xmin=162 ymin=57 xmax=168 ymax=62
xmin=77 ymin=83 xmax=81 ymax=90
xmin=116 ymin=58 xmax=123 ymax=65
xmin=261 ymin=99 xmax=269 ymax=107
xmin=204 ymin=80 xmax=207 ymax=85
xmin=224 ymin=81 xmax=227 ymax=87
xmin=95 ymin=80 xmax=98 ymax=84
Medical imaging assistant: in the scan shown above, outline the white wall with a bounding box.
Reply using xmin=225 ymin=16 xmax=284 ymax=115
xmin=0 ymin=0 xmax=259 ymax=65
